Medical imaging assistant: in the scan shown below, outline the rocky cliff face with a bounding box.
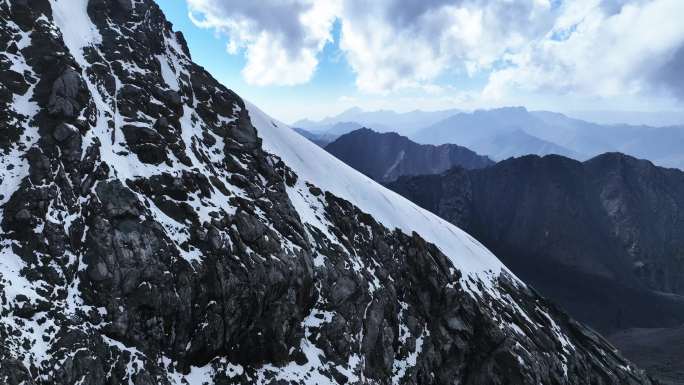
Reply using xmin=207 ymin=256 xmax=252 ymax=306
xmin=325 ymin=128 xmax=493 ymax=183
xmin=388 ymin=154 xmax=684 ymax=333
xmin=0 ymin=1 xmax=653 ymax=384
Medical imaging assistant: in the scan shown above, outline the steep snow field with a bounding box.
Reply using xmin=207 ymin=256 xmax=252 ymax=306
xmin=247 ymin=102 xmax=508 ymax=279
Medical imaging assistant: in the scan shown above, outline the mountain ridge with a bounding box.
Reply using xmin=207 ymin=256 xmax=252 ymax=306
xmin=325 ymin=128 xmax=493 ymax=182
xmin=295 ymin=107 xmax=461 ymax=136
xmin=298 ymin=106 xmax=684 ymax=171
xmin=412 ymin=107 xmax=684 ymax=169
xmin=0 ymin=0 xmax=655 ymax=384
xmin=387 ymin=151 xmax=684 ymax=333
xmin=386 ymin=151 xmax=684 ymax=381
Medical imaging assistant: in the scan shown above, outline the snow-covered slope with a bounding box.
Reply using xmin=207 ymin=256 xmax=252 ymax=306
xmin=0 ymin=1 xmax=654 ymax=384
xmin=249 ymin=102 xmax=505 ymax=280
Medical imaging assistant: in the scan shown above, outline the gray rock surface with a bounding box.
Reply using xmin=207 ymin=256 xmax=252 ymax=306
xmin=48 ymin=68 xmax=89 ymax=118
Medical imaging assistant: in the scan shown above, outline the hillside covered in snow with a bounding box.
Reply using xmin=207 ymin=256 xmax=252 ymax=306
xmin=0 ymin=0 xmax=654 ymax=384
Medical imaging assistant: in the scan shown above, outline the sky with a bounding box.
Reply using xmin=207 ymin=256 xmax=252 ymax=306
xmin=155 ymin=0 xmax=684 ymax=124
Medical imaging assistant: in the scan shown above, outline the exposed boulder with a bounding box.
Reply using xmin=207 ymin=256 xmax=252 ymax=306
xmin=53 ymin=122 xmax=78 ymax=142
xmin=116 ymin=0 xmax=133 ymax=13
xmin=0 ymin=359 xmax=36 ymax=385
xmin=121 ymin=124 xmax=167 ymax=164
xmin=48 ymin=67 xmax=89 ymax=119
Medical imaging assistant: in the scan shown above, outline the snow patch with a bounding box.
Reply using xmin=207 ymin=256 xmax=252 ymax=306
xmin=48 ymin=0 xmax=102 ymax=65
xmin=384 ymin=149 xmax=405 ymax=180
xmin=156 ymin=54 xmax=179 ymax=91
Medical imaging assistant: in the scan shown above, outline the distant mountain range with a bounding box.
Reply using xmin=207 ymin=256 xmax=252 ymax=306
xmin=325 ymin=128 xmax=493 ymax=182
xmin=411 ymin=107 xmax=684 ymax=169
xmin=293 ymin=127 xmax=340 ymax=147
xmin=295 ymin=106 xmax=684 ymax=170
xmin=566 ymin=110 xmax=684 ymax=127
xmin=294 ymin=107 xmax=461 ymax=136
xmin=469 ymin=129 xmax=579 ymax=160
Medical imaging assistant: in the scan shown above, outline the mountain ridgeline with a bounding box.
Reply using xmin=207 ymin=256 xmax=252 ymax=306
xmin=295 ymin=107 xmax=461 ymax=137
xmin=388 ymin=153 xmax=684 ymax=334
xmin=411 ymin=107 xmax=684 ymax=170
xmin=0 ymin=0 xmax=656 ymax=384
xmin=297 ymin=106 xmax=684 ymax=172
xmin=325 ymin=128 xmax=493 ymax=182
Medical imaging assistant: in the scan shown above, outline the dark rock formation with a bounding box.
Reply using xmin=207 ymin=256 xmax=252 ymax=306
xmin=48 ymin=68 xmax=89 ymax=118
xmin=326 ymin=128 xmax=493 ymax=182
xmin=609 ymin=326 xmax=684 ymax=385
xmin=0 ymin=1 xmax=654 ymax=384
xmin=388 ymin=153 xmax=684 ymax=333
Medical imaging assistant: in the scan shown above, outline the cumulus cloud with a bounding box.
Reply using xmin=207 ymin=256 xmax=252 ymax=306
xmin=654 ymin=45 xmax=684 ymax=100
xmin=338 ymin=0 xmax=555 ymax=92
xmin=186 ymin=0 xmax=339 ymax=86
xmin=187 ymin=0 xmax=684 ymax=101
xmin=483 ymin=0 xmax=684 ymax=101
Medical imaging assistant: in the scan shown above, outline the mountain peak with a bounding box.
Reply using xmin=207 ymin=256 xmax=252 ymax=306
xmin=477 ymin=106 xmax=529 ymax=116
xmin=339 ymin=106 xmax=364 ymax=115
xmin=324 ymin=128 xmax=494 ymax=182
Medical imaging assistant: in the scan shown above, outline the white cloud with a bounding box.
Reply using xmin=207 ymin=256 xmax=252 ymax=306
xmin=186 ymin=0 xmax=684 ymax=101
xmin=484 ymin=0 xmax=684 ymax=101
xmin=338 ymin=0 xmax=555 ymax=93
xmin=187 ymin=0 xmax=339 ymax=86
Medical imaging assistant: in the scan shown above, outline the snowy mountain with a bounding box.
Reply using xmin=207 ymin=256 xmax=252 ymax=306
xmin=0 ymin=1 xmax=653 ymax=384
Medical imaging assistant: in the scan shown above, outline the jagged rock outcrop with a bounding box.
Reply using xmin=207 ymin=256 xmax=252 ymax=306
xmin=47 ymin=68 xmax=89 ymax=118
xmin=326 ymin=128 xmax=493 ymax=182
xmin=0 ymin=1 xmax=654 ymax=384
